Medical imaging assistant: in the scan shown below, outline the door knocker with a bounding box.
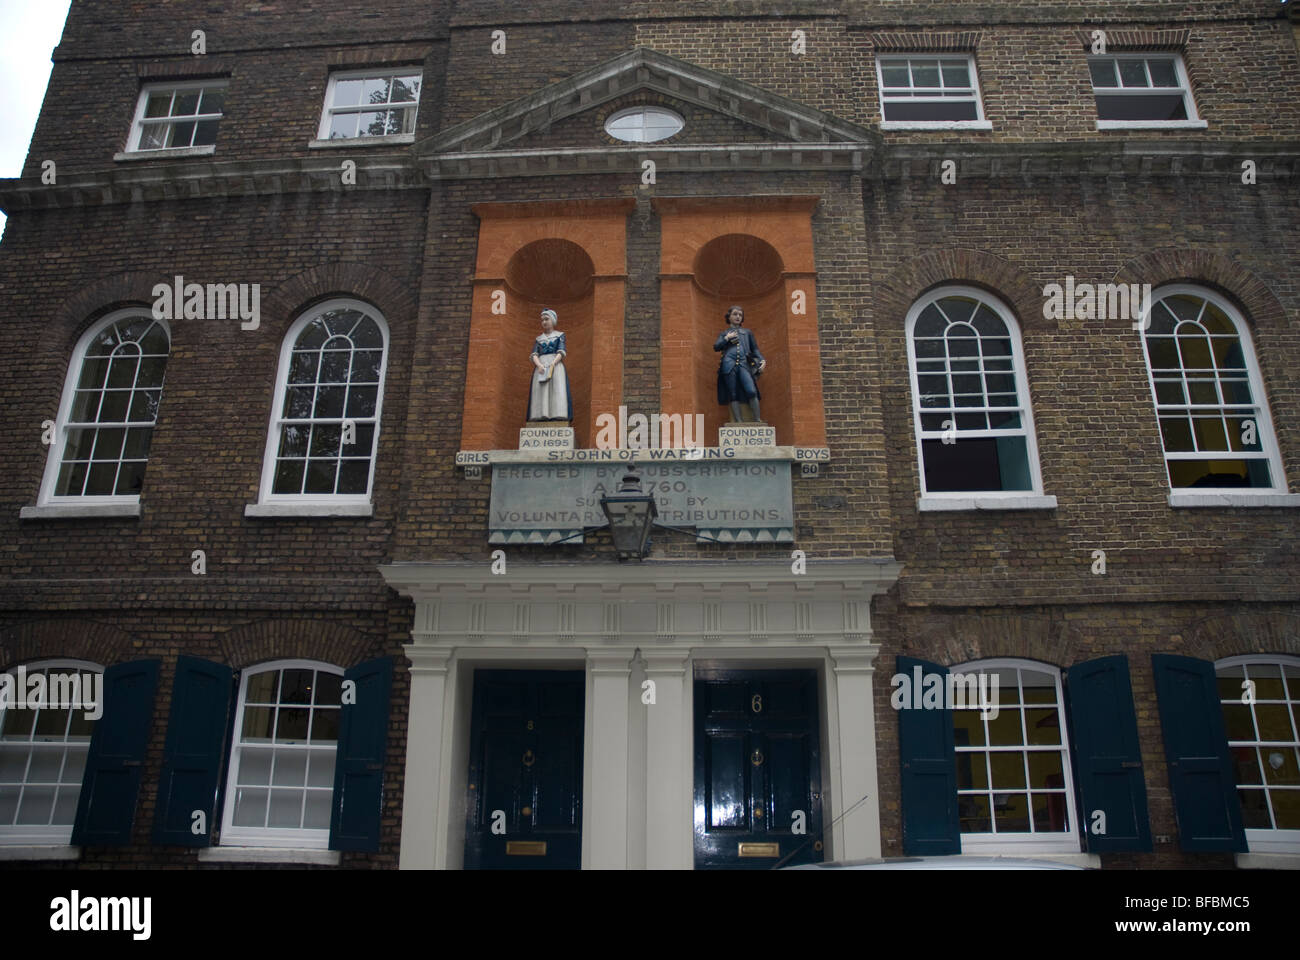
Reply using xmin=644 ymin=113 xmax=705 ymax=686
xmin=751 ymin=749 xmax=764 ymax=767
xmin=522 ymin=749 xmax=536 ymax=767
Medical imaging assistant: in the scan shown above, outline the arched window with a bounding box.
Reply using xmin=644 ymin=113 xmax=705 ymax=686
xmin=256 ymin=299 xmax=388 ymax=506
xmin=39 ymin=310 xmax=170 ymax=503
xmin=0 ymin=659 xmax=103 ymax=844
xmin=220 ymin=660 xmax=344 ymax=848
xmin=1139 ymin=286 xmax=1284 ymax=491
xmin=905 ymin=287 xmax=1046 ymax=498
xmin=1215 ymin=656 xmax=1299 ymax=853
xmin=951 ymin=659 xmax=1079 ymax=853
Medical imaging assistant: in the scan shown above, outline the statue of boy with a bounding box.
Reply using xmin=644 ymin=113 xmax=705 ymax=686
xmin=713 ymin=304 xmax=766 ymax=422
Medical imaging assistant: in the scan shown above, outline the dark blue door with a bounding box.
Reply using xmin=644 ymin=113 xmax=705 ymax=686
xmin=694 ymin=669 xmax=823 ymax=869
xmin=464 ymin=670 xmax=584 ymax=869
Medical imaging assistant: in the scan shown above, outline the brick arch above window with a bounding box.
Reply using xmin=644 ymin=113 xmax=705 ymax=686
xmin=1181 ymin=610 xmax=1300 ymax=663
xmin=1112 ymin=249 xmax=1288 ymax=334
xmin=48 ymin=271 xmax=167 ymax=353
xmin=261 ymin=262 xmax=419 ymax=335
xmin=214 ymin=618 xmax=386 ymax=671
xmin=0 ymin=618 xmax=134 ymax=671
xmin=876 ymin=250 xmax=1048 ymax=333
xmin=903 ymin=612 xmax=1077 ymax=668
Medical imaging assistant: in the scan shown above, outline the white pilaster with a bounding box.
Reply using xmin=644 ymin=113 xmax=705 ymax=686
xmin=642 ymin=652 xmax=694 ymax=869
xmin=583 ymin=649 xmax=635 ymax=869
xmin=399 ymin=643 xmax=454 ymax=869
xmin=827 ymin=643 xmax=883 ymax=860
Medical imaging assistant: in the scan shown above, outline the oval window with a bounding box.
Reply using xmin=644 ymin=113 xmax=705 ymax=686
xmin=604 ymin=106 xmax=684 ymax=143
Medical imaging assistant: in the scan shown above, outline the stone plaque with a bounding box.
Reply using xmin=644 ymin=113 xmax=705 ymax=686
xmin=488 ymin=460 xmax=794 ymax=545
xmin=719 ymin=424 xmax=776 ymax=448
xmin=520 ymin=426 xmax=574 ymax=450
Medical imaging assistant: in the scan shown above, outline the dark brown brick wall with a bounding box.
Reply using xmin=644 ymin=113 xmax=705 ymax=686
xmin=0 ymin=0 xmax=1296 ymax=869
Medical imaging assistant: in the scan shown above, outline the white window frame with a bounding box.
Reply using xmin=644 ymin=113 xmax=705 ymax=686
xmin=603 ymin=106 xmax=685 ymax=143
xmin=951 ymin=658 xmax=1082 ymax=855
xmin=219 ymin=659 xmax=344 ymax=850
xmin=1138 ymin=284 xmax=1288 ymax=500
xmin=124 ymin=79 xmax=227 ymax=154
xmin=314 ymin=68 xmax=422 ymax=144
xmin=875 ymin=53 xmax=992 ymax=130
xmin=905 ymin=285 xmax=1053 ymax=509
xmin=0 ymin=659 xmax=103 ymax=846
xmin=1215 ymin=654 xmax=1300 ymax=855
xmin=250 ymin=298 xmax=388 ymax=515
xmin=30 ymin=309 xmax=170 ymax=516
xmin=1089 ymin=52 xmax=1205 ymax=130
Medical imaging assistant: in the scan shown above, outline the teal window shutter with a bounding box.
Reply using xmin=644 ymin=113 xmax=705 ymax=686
xmin=152 ymin=656 xmax=234 ymax=846
xmin=1151 ymin=654 xmax=1246 ymax=852
xmin=71 ymin=659 xmax=160 ymax=846
xmin=329 ymin=656 xmax=393 ymax=852
xmin=1065 ymin=655 xmax=1152 ymax=852
xmin=897 ymin=656 xmax=960 ymax=855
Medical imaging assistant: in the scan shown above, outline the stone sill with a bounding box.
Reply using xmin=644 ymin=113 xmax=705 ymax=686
xmin=1235 ymin=852 xmax=1300 ymax=869
xmin=0 ymin=844 xmax=81 ymax=861
xmin=309 ymin=134 xmax=414 ymax=149
xmin=114 ymin=145 xmax=216 ymax=161
xmin=245 ymin=502 xmax=373 ymax=518
xmin=1096 ymin=120 xmax=1208 ymax=131
xmin=198 ymin=846 xmax=340 ymax=865
xmin=1169 ymin=493 xmax=1300 ymax=508
xmin=881 ymin=120 xmax=993 ymax=131
xmin=961 ymin=851 xmax=1100 ymax=868
xmin=918 ymin=495 xmax=1058 ymax=512
xmin=21 ymin=502 xmax=141 ymax=520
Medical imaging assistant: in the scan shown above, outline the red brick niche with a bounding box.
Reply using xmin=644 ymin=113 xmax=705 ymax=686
xmin=461 ymin=200 xmax=633 ymax=451
xmin=654 ymin=197 xmax=827 ymax=448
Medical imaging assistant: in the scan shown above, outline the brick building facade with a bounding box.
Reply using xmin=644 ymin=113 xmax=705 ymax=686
xmin=0 ymin=0 xmax=1297 ymax=870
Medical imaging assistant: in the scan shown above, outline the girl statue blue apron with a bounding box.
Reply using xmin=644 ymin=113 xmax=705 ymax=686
xmin=527 ymin=308 xmax=573 ymax=422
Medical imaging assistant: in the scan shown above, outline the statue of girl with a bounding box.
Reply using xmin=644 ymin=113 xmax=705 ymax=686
xmin=527 ymin=308 xmax=572 ymax=422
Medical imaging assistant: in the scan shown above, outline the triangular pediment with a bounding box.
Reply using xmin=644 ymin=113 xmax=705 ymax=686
xmin=420 ymin=47 xmax=877 ymax=158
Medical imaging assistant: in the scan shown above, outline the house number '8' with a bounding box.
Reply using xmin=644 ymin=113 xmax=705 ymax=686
xmin=751 ymin=694 xmax=763 ymax=713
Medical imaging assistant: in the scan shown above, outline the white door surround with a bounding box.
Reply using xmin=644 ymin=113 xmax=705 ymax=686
xmin=379 ymin=558 xmax=902 ymax=869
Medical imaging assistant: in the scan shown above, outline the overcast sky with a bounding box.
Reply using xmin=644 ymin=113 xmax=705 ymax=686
xmin=0 ymin=0 xmax=72 ymax=240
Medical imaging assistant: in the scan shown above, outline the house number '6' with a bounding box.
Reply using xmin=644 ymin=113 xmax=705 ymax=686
xmin=751 ymin=694 xmax=763 ymax=713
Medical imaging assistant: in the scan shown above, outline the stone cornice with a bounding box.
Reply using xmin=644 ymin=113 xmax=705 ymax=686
xmin=3 ymin=139 xmax=1297 ymax=215
xmin=876 ymin=140 xmax=1300 ymax=180
xmin=0 ymin=156 xmax=422 ymax=215
xmin=470 ymin=198 xmax=637 ymax=219
xmin=424 ymin=143 xmax=866 ymax=179
xmin=387 ymin=559 xmax=899 ymax=649
xmin=380 ymin=558 xmax=902 ymax=601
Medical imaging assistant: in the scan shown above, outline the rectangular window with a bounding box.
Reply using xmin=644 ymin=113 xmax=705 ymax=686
xmin=1217 ymin=660 xmax=1300 ymax=852
xmin=318 ymin=70 xmax=422 ymax=141
xmin=128 ymin=81 xmax=227 ymax=152
xmin=877 ymin=55 xmax=986 ymax=126
xmin=221 ymin=665 xmax=342 ymax=849
xmin=0 ymin=665 xmax=100 ymax=845
xmin=1089 ymin=54 xmax=1199 ymax=125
